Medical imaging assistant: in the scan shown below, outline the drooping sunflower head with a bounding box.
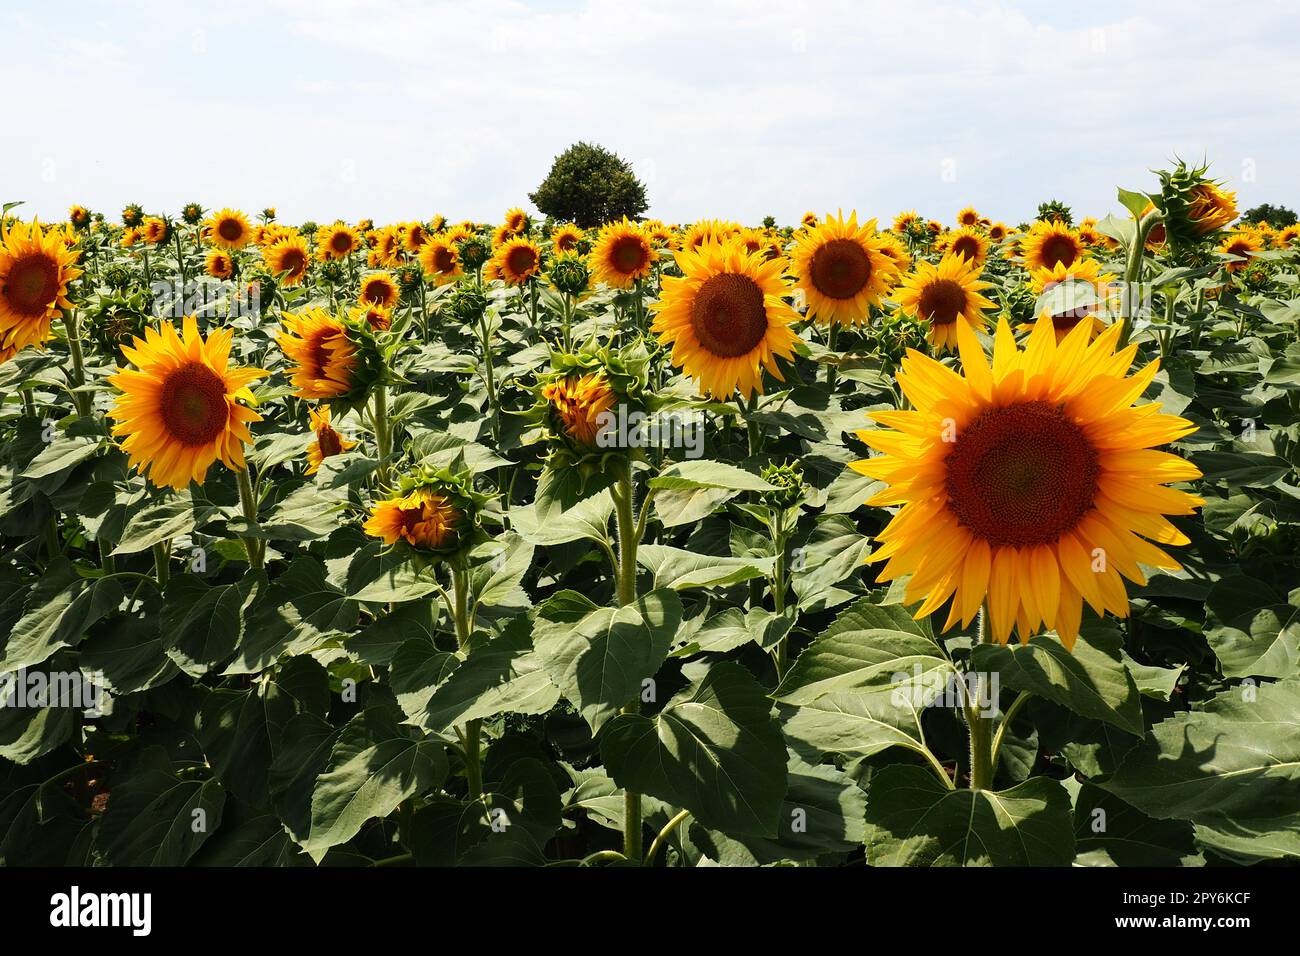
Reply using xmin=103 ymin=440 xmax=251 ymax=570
xmin=418 ymin=234 xmax=463 ymax=285
xmin=68 ymin=206 xmax=91 ymax=230
xmin=205 ymin=249 xmax=234 ymax=280
xmin=206 ymin=208 xmax=252 ymax=250
xmin=348 ymin=303 xmax=393 ymax=333
xmin=487 ymin=236 xmax=543 ymax=286
xmin=956 ymin=206 xmax=981 ymax=227
xmin=362 ymin=467 xmax=488 ymax=562
xmin=276 ymin=307 xmax=361 ymax=400
xmin=892 ymin=252 xmax=995 ymax=352
xmin=316 ymin=222 xmax=361 ymax=261
xmin=263 ymin=233 xmax=311 ymax=286
xmin=1019 ymin=219 xmax=1086 ymax=272
xmin=541 ymin=372 xmax=617 ymax=447
xmin=942 ymin=225 xmax=991 ymax=268
xmin=306 ymin=405 xmax=358 ymax=475
xmin=0 ymin=220 xmax=83 ymax=356
xmin=1160 ymin=161 xmax=1238 ymax=246
xmin=650 ymin=239 xmax=802 ymax=399
xmin=790 ymin=211 xmax=903 ymax=327
xmin=107 ymin=316 xmax=267 ymax=491
xmin=851 ymin=313 xmax=1204 ymax=648
xmin=589 ymin=218 xmax=656 ymax=289
xmin=551 ymin=223 xmax=584 ymax=254
xmin=358 ymin=271 xmax=400 ymax=308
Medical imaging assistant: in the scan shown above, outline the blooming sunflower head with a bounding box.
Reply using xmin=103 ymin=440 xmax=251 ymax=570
xmin=358 ymin=271 xmax=401 ymax=309
xmin=893 ymin=210 xmax=921 ymax=233
xmin=956 ymin=206 xmax=981 ymax=227
xmin=650 ymin=239 xmax=803 ymax=400
xmin=316 ymin=222 xmax=361 ymax=261
xmin=551 ymin=223 xmax=584 ymax=254
xmin=503 ymin=207 xmax=530 ymax=235
xmin=205 ymin=249 xmax=235 ymax=280
xmin=987 ymin=222 xmax=1010 ymax=242
xmin=263 ymin=233 xmax=311 ymax=286
xmin=790 ymin=211 xmax=903 ymax=327
xmin=487 ymin=236 xmax=543 ymax=286
xmin=943 ymin=226 xmax=991 ymax=268
xmin=0 ymin=220 xmax=82 ymax=356
xmin=1217 ymin=231 xmax=1262 ymax=273
xmin=418 ymin=233 xmax=463 ymax=285
xmin=276 ymin=306 xmax=384 ymax=406
xmin=1021 ymin=258 xmax=1118 ymax=343
xmin=206 ymin=208 xmax=252 ymax=250
xmin=401 ymin=221 xmax=428 ymax=253
xmin=1019 ymin=220 xmax=1086 ymax=272
xmin=1275 ymin=224 xmax=1300 ymax=249
xmin=306 ymin=405 xmax=358 ymax=475
xmin=892 ymin=253 xmax=995 ymax=352
xmin=851 ymin=313 xmax=1204 ymax=649
xmin=589 ymin=218 xmax=656 ymax=289
xmin=141 ymin=217 xmax=171 ymax=245
xmin=107 ymin=316 xmax=268 ymax=491
xmin=362 ymin=467 xmax=489 ymax=564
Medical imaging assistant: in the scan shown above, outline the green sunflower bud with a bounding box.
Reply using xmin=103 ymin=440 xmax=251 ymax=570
xmin=548 ymin=254 xmax=590 ymax=296
xmin=761 ymin=460 xmax=806 ymax=509
xmin=456 ymin=235 xmax=491 ymax=271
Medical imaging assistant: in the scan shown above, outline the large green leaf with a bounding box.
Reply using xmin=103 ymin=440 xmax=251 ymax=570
xmin=113 ymin=494 xmax=215 ymax=555
xmin=1071 ymin=783 xmax=1201 ymax=867
xmin=533 ymin=589 xmax=681 ymax=733
xmin=1203 ymin=575 xmax=1300 ymax=679
xmin=971 ymin=624 xmax=1144 ymax=735
xmin=636 ymin=544 xmax=772 ymax=590
xmin=1099 ymin=677 xmax=1300 ymax=860
xmin=648 ymin=460 xmax=773 ymax=527
xmin=601 ymin=662 xmax=788 ymax=837
xmin=0 ymin=561 xmax=123 ymax=674
xmin=863 ymin=764 xmax=1075 ymax=866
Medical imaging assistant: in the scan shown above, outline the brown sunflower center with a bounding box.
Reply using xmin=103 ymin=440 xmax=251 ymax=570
xmin=331 ymin=232 xmax=352 ymax=253
xmin=809 ymin=238 xmax=872 ymax=299
xmin=556 ymin=233 xmax=576 ymax=253
xmin=506 ymin=245 xmax=537 ymax=276
xmin=362 ymin=279 xmax=391 ymax=303
xmin=1039 ymin=234 xmax=1078 ymax=269
xmin=690 ymin=272 xmax=768 ymax=358
xmin=280 ymin=248 xmax=306 ymax=277
xmin=432 ymin=246 xmax=455 ymax=272
xmin=160 ymin=362 xmax=228 ymax=446
xmin=317 ymin=425 xmax=344 ymax=458
xmin=951 ymin=235 xmax=980 ymax=261
xmin=917 ymin=278 xmax=968 ymax=326
xmin=944 ymin=400 xmax=1099 ymax=547
xmin=217 ymin=219 xmax=243 ymax=242
xmin=610 ymin=236 xmax=648 ymax=275
xmin=3 ymin=254 xmax=61 ymax=317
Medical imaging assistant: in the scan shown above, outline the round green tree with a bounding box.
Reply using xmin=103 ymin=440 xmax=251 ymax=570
xmin=529 ymin=142 xmax=649 ymax=229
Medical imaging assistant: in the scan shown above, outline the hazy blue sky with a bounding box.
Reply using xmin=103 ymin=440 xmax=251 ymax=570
xmin=5 ymin=0 xmax=1297 ymax=226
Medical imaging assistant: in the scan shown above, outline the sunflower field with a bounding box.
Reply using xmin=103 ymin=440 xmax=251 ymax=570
xmin=1 ymin=159 xmax=1298 ymax=869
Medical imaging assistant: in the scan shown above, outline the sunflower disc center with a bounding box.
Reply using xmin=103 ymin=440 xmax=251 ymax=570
xmin=809 ymin=238 xmax=872 ymax=299
xmin=217 ymin=219 xmax=243 ymax=242
xmin=5 ymin=254 xmax=61 ymax=317
xmin=951 ymin=236 xmax=979 ymax=261
xmin=610 ymin=237 xmax=648 ymax=275
xmin=944 ymin=401 xmax=1099 ymax=547
xmin=1039 ymin=234 xmax=1078 ymax=269
xmin=690 ymin=272 xmax=769 ymax=358
xmin=506 ymin=246 xmax=537 ymax=276
xmin=917 ymin=278 xmax=967 ymax=326
xmin=160 ymin=362 xmax=228 ymax=446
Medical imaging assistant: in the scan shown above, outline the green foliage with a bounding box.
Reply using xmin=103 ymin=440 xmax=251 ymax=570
xmin=528 ymin=141 xmax=648 ymax=228
xmin=1240 ymin=202 xmax=1297 ymax=228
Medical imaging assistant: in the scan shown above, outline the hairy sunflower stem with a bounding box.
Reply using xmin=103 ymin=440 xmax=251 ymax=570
xmin=152 ymin=541 xmax=170 ymax=589
xmin=235 ymin=464 xmax=264 ymax=570
xmin=966 ymin=605 xmax=995 ymax=791
xmin=371 ymin=385 xmax=392 ymax=487
xmin=63 ymin=309 xmax=92 ymax=418
xmin=1119 ymin=210 xmax=1163 ymax=348
xmin=451 ymin=567 xmax=483 ymax=802
xmin=612 ymin=454 xmax=644 ymax=859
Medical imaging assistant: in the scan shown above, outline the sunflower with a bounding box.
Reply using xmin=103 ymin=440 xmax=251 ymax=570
xmin=68 ymin=205 xmax=91 ymax=229
xmin=417 ymin=234 xmax=463 ymax=285
xmin=1026 ymin=256 xmax=1114 ymax=296
xmin=263 ymin=234 xmax=311 ymax=286
xmin=503 ymin=207 xmax=529 ymax=235
xmin=892 ymin=253 xmax=995 ymax=352
xmin=942 ymin=226 xmax=990 ymax=267
xmin=142 ymin=217 xmax=170 ymax=244
xmin=1277 ymin=224 xmax=1300 ymax=249
xmin=358 ymin=271 xmax=400 ymax=308
xmin=316 ymin=222 xmax=361 ymax=261
xmin=850 ymin=313 xmax=1203 ymax=648
xmin=0 ymin=220 xmax=82 ymax=356
xmin=363 ymin=487 xmax=462 ymax=550
xmin=487 ymin=236 xmax=542 ymax=286
xmin=371 ymin=226 xmax=403 ymax=266
xmin=551 ymin=223 xmax=584 ymax=254
xmin=644 ymin=220 xmax=674 ymax=246
xmin=1021 ymin=259 xmax=1118 ymax=342
xmin=107 ymin=316 xmax=267 ymax=491
xmin=120 ymin=228 xmax=141 ymax=248
xmin=541 ymin=372 xmax=616 ymax=446
xmin=987 ymin=222 xmax=1009 ymax=242
xmin=875 ymin=232 xmax=912 ymax=272
xmin=277 ymin=308 xmax=357 ymax=399
xmin=205 ymin=249 xmax=234 ymax=280
xmin=121 ymin=204 xmax=144 ymax=227
xmin=492 ymin=223 xmax=518 ymax=247
xmin=402 ymin=221 xmax=428 ymax=253
xmin=800 ymin=212 xmax=818 ymax=229
xmin=956 ymin=206 xmax=981 ymax=227
xmin=1186 ymin=182 xmax=1238 ymax=236
xmin=790 ymin=211 xmax=902 ymax=327
xmin=651 ymin=240 xmax=801 ymax=399
xmin=1019 ymin=220 xmax=1086 ymax=272
xmin=679 ymin=219 xmax=739 ymax=254
xmin=589 ymin=218 xmax=656 ymax=289
xmin=206 ymin=209 xmax=252 ymax=250
xmin=893 ymin=210 xmax=921 ymax=233
xmin=1218 ymin=231 xmax=1262 ymax=272
xmin=348 ymin=303 xmax=392 ymax=332
xmin=306 ymin=405 xmax=357 ymax=475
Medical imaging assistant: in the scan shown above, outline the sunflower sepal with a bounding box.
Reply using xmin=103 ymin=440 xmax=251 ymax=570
xmin=363 ymin=465 xmax=491 ymax=569
xmin=1154 ymin=159 xmax=1237 ymax=258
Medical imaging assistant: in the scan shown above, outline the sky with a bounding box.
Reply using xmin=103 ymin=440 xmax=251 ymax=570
xmin=5 ymin=0 xmax=1298 ymax=227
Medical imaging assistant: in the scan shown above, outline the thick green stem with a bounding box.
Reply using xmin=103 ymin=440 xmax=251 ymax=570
xmin=372 ymin=385 xmax=392 ymax=486
xmin=235 ymin=465 xmax=264 ymax=570
xmin=152 ymin=542 xmax=170 ymax=589
xmin=1119 ymin=211 xmax=1162 ymax=347
xmin=966 ymin=606 xmax=994 ymax=791
xmin=63 ymin=310 xmax=92 ymax=418
xmin=826 ymin=323 xmax=840 ymax=391
xmin=451 ymin=567 xmax=483 ymax=801
xmin=612 ymin=455 xmax=643 ymax=859
xmin=989 ymin=690 xmax=1032 ymax=775
xmin=771 ymin=529 xmax=790 ymax=678
xmin=644 ymin=809 xmax=691 ymax=866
